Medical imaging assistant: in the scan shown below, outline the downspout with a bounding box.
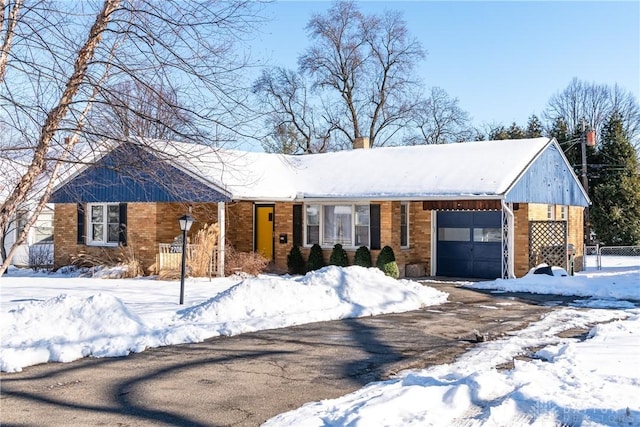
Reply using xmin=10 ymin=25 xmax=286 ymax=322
xmin=502 ymin=200 xmax=516 ymax=279
xmin=218 ymin=201 xmax=225 ymax=277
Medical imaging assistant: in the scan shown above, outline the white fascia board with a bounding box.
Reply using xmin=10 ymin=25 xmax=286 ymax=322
xmin=298 ymin=194 xmax=505 ymax=203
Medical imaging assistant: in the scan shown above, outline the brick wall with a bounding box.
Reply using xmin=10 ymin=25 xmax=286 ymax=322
xmin=53 ymin=203 xmax=79 ymax=269
xmin=404 ymin=202 xmax=432 ymax=275
xmin=226 ymin=201 xmax=254 ymax=253
xmin=54 ymin=202 xmax=222 ymax=274
xmin=270 ymin=201 xmax=432 ymax=276
xmin=568 ymin=205 xmax=585 ymax=272
xmin=273 ymin=202 xmax=293 ymax=272
xmin=513 ymin=204 xmax=531 ymax=277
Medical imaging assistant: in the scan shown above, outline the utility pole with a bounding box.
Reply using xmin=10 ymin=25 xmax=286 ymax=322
xmin=580 ymin=119 xmax=589 ymax=194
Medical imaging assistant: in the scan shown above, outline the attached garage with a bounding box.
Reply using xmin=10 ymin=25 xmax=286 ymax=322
xmin=436 ymin=211 xmax=502 ymax=279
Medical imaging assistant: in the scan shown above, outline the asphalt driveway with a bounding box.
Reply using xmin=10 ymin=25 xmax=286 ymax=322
xmin=0 ymin=282 xmax=571 ymax=427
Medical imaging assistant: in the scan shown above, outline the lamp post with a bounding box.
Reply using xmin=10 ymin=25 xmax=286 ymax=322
xmin=178 ymin=214 xmax=193 ymax=305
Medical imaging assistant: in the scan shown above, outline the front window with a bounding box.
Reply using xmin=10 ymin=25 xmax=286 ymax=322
xmin=323 ymin=205 xmax=352 ymax=245
xmin=88 ymin=203 xmax=120 ymax=246
xmin=305 ymin=204 xmax=370 ymax=247
xmin=354 ymin=205 xmax=370 ymax=246
xmin=305 ymin=205 xmax=320 ymax=245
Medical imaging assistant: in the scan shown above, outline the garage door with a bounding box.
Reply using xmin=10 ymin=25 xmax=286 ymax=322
xmin=436 ymin=211 xmax=502 ymax=279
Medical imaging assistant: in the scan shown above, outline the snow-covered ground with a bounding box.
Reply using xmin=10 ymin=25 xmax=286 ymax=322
xmin=0 ymin=265 xmax=447 ymax=373
xmin=264 ymin=263 xmax=640 ymax=427
xmin=2 ymin=261 xmax=639 ymax=426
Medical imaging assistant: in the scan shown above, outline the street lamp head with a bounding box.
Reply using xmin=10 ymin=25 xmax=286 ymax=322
xmin=179 ymin=214 xmax=194 ymax=232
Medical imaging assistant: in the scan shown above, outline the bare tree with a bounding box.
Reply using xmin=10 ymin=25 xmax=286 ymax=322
xmin=253 ymin=67 xmax=333 ymax=153
xmin=89 ymin=79 xmax=202 ymax=142
xmin=543 ymin=77 xmax=640 ymax=149
xmin=405 ymin=87 xmax=474 ymax=144
xmin=255 ymin=1 xmax=425 ymax=150
xmin=0 ymin=0 xmax=263 ymax=273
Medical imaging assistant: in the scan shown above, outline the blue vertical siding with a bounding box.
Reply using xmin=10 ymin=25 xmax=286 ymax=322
xmin=505 ymin=143 xmax=589 ymax=206
xmin=50 ymin=143 xmax=230 ymax=203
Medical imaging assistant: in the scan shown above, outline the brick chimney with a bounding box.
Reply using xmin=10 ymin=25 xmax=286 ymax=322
xmin=353 ymin=136 xmax=370 ymax=149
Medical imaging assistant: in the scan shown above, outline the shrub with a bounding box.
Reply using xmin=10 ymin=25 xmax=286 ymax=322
xmin=28 ymin=244 xmax=53 ymax=272
xmin=306 ymin=243 xmax=325 ymax=272
xmin=224 ymin=244 xmax=268 ymax=276
xmin=118 ymin=241 xmax=144 ymax=278
xmin=376 ymin=245 xmax=399 ymax=279
xmin=189 ymin=223 xmax=219 ymax=277
xmin=354 ymin=245 xmax=372 ymax=268
xmin=287 ymin=245 xmax=306 ymax=275
xmin=69 ymin=239 xmax=143 ymax=278
xmin=329 ymin=243 xmax=349 ymax=267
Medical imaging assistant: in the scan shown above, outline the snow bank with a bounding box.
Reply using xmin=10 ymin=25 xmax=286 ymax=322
xmin=0 ymin=293 xmax=149 ymax=372
xmin=469 ymin=267 xmax=640 ymax=301
xmin=0 ymin=266 xmax=447 ymax=372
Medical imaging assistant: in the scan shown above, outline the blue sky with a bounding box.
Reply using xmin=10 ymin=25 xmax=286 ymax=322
xmin=249 ymin=1 xmax=639 ymax=129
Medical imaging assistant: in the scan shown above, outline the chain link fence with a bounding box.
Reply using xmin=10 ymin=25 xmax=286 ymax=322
xmin=586 ymin=245 xmax=640 ymax=270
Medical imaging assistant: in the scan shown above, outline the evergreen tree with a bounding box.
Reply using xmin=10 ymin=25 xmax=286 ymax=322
xmin=489 ymin=122 xmax=526 ymax=140
xmin=549 ymin=117 xmax=569 ymax=142
xmin=376 ymin=245 xmax=399 ymax=279
xmin=287 ymin=245 xmax=307 ymax=275
xmin=329 ymin=243 xmax=349 ymax=267
xmin=507 ymin=122 xmax=526 ymax=139
xmin=489 ymin=125 xmax=509 ymax=140
xmin=525 ymin=114 xmax=544 ymax=138
xmin=354 ymin=246 xmax=372 ymax=267
xmin=306 ymin=243 xmax=326 ymax=272
xmin=590 ymin=113 xmax=640 ymax=245
xmin=551 ymin=117 xmax=597 ymax=187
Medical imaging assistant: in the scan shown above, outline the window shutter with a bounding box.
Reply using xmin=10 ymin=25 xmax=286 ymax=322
xmin=119 ymin=203 xmax=128 ymax=246
xmin=370 ymin=204 xmax=381 ymax=250
xmin=293 ymin=204 xmax=303 ymax=247
xmin=76 ymin=203 xmax=85 ymax=245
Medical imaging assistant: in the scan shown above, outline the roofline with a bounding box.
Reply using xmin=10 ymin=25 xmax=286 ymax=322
xmin=51 ymin=139 xmax=234 ymax=201
xmin=293 ymin=194 xmax=505 ymax=203
xmin=50 ymin=140 xmax=122 ymax=196
xmin=127 ymin=140 xmax=235 ymax=200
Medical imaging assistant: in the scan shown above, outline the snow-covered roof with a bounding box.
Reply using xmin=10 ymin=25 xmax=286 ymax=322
xmin=155 ymin=137 xmax=553 ymax=201
xmin=50 ymin=136 xmax=589 ymax=205
xmin=0 ymin=156 xmax=53 ymax=210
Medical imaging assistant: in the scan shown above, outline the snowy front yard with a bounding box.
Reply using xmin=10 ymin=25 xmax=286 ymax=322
xmin=1 ymin=262 xmax=639 ymax=426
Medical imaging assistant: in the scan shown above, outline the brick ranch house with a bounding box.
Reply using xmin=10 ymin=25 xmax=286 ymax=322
xmin=50 ymin=136 xmax=589 ymax=279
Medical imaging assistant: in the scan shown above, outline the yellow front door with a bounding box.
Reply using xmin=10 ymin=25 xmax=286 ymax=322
xmin=255 ymin=205 xmax=274 ymax=260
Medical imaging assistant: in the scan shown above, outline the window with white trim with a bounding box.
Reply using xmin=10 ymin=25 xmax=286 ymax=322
xmin=400 ymin=203 xmax=409 ymax=247
xmin=560 ymin=205 xmax=568 ymax=221
xmin=354 ymin=205 xmax=370 ymax=246
xmin=546 ymin=204 xmax=555 ymax=220
xmin=305 ymin=204 xmax=370 ymax=247
xmin=87 ymin=203 xmax=120 ymax=246
xmin=33 ymin=208 xmax=54 ymax=243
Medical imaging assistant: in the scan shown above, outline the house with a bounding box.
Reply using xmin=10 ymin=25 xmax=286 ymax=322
xmin=49 ymin=137 xmax=589 ymax=279
xmin=2 ymin=206 xmax=54 ymax=268
xmin=1 ymin=157 xmax=55 ymax=269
